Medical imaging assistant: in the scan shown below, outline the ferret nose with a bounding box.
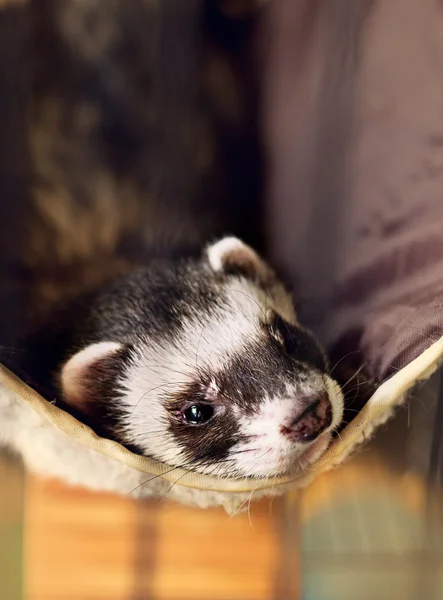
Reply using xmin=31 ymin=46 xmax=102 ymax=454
xmin=282 ymin=392 xmax=333 ymax=443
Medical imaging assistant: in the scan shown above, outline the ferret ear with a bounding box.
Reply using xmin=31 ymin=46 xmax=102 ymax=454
xmin=206 ymin=237 xmax=274 ymax=285
xmin=60 ymin=341 xmax=125 ymax=414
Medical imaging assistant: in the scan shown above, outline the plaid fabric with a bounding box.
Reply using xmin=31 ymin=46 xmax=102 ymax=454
xmin=24 ymin=476 xmax=289 ymax=600
xmin=18 ymin=379 xmax=443 ymax=600
xmin=289 ymin=379 xmax=443 ymax=600
xmin=0 ymin=453 xmax=24 ymax=600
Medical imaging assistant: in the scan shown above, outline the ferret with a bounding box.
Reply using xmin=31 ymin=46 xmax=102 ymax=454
xmin=1 ymin=0 xmax=343 ymax=499
xmin=18 ymin=235 xmax=344 ymax=481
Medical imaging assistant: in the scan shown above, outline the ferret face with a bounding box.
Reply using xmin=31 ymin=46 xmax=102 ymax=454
xmin=61 ymin=238 xmax=343 ymax=479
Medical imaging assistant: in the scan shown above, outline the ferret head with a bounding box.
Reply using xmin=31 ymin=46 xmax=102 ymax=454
xmin=60 ymin=237 xmax=343 ymax=479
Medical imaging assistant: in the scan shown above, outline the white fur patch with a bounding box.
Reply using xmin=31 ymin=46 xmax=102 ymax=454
xmin=230 ymin=375 xmax=344 ymax=477
xmin=110 ymin=269 xmax=327 ymax=477
xmin=119 ymin=277 xmax=270 ymax=468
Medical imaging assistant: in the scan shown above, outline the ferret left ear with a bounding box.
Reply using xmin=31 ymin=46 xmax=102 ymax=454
xmin=60 ymin=341 xmax=125 ymax=415
xmin=206 ymin=237 xmax=274 ymax=285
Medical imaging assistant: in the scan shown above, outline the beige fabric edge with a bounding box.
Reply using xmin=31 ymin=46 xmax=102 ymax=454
xmin=1 ymin=334 xmax=442 ymax=493
xmin=314 ymin=338 xmax=443 ymax=475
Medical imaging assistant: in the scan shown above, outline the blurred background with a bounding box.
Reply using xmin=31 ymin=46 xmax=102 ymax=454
xmin=1 ymin=0 xmax=443 ymax=599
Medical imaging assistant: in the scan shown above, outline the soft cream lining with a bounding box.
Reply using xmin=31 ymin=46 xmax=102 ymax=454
xmin=1 ymin=334 xmax=442 ymax=493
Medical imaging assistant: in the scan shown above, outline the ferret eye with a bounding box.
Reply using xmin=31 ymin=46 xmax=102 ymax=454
xmin=182 ymin=404 xmax=215 ymax=425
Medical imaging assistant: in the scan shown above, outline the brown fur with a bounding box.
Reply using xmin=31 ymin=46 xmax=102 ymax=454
xmin=24 ymin=0 xmax=265 ymax=328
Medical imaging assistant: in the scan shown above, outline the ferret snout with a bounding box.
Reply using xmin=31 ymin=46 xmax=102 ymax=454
xmin=281 ymin=392 xmax=333 ymax=443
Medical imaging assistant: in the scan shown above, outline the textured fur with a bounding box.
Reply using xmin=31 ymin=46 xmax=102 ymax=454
xmin=0 ymin=0 xmax=344 ymax=508
xmin=25 ymin=0 xmax=264 ymax=328
xmin=0 ymin=365 xmax=335 ymax=514
xmin=10 ymin=236 xmax=344 ymax=483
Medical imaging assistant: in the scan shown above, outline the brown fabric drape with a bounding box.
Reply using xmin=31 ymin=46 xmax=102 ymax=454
xmin=0 ymin=2 xmax=31 ymax=348
xmin=264 ymin=0 xmax=443 ymax=395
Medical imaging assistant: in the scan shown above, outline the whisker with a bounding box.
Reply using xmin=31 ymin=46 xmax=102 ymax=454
xmin=127 ymin=466 xmax=181 ymax=496
xmin=161 ymin=471 xmax=190 ymax=501
xmin=229 ymin=495 xmax=252 ymax=520
xmin=247 ymin=490 xmax=255 ymax=529
xmin=329 ymin=350 xmax=362 ymax=376
xmin=340 ymin=363 xmax=368 ymax=389
xmin=129 ymin=381 xmax=189 ymax=415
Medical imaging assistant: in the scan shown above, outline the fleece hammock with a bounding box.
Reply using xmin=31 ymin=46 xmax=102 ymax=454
xmin=1 ymin=1 xmax=443 ymax=513
xmin=1 ymin=335 xmax=442 ymax=498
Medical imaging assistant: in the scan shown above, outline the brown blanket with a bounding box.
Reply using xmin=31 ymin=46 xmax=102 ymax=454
xmin=264 ymin=0 xmax=443 ymax=398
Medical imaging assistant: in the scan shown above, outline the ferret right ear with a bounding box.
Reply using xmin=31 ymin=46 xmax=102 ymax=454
xmin=60 ymin=341 xmax=125 ymax=414
xmin=206 ymin=236 xmax=274 ymax=285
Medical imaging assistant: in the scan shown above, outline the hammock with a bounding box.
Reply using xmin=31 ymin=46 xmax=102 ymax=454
xmin=1 ymin=0 xmax=443 ymax=514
